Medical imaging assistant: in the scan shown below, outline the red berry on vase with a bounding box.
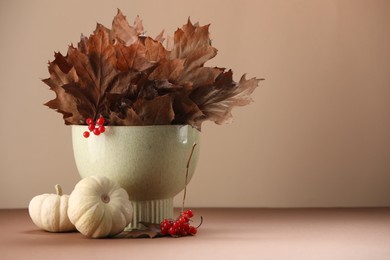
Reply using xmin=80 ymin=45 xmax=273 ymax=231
xmin=96 ymin=117 xmax=105 ymax=125
xmin=98 ymin=125 xmax=105 ymax=133
xmin=93 ymin=128 xmax=101 ymax=135
xmin=88 ymin=124 xmax=95 ymax=131
xmin=86 ymin=118 xmax=93 ymax=125
xmin=83 ymin=131 xmax=90 ymax=138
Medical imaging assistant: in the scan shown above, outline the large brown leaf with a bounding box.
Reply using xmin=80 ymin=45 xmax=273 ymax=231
xmin=43 ymin=53 xmax=85 ymax=124
xmin=63 ymin=25 xmax=118 ymax=119
xmin=190 ymin=71 xmax=261 ymax=125
xmin=169 ymin=20 xmax=217 ymax=64
xmin=144 ymin=37 xmax=166 ymax=62
xmin=112 ymin=10 xmax=143 ymax=46
xmin=115 ymin=40 xmax=155 ymax=72
xmin=170 ymin=20 xmax=218 ymax=79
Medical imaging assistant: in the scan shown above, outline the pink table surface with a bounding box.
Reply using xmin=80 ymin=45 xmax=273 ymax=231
xmin=1 ymin=208 xmax=390 ymax=259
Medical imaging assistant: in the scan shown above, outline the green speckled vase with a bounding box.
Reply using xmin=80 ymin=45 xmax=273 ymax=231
xmin=72 ymin=125 xmax=200 ymax=229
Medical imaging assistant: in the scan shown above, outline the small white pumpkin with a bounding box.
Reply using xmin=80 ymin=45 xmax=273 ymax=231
xmin=67 ymin=175 xmax=133 ymax=238
xmin=28 ymin=184 xmax=76 ymax=232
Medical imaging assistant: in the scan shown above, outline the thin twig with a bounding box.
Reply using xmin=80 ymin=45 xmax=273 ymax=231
xmin=196 ymin=216 xmax=204 ymax=229
xmin=182 ymin=143 xmax=197 ymax=212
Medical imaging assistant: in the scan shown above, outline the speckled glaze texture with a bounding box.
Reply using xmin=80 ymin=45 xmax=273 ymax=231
xmin=72 ymin=125 xmax=200 ymax=228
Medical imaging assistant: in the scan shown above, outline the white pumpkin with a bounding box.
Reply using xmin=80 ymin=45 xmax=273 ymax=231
xmin=28 ymin=184 xmax=76 ymax=232
xmin=67 ymin=175 xmax=133 ymax=238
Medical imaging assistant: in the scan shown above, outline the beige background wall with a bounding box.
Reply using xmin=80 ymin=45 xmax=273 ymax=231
xmin=0 ymin=0 xmax=389 ymax=208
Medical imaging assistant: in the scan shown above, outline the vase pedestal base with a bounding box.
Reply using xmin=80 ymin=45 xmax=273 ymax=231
xmin=126 ymin=198 xmax=174 ymax=230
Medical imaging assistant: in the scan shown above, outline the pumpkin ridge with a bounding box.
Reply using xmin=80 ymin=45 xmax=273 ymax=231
xmin=69 ymin=194 xmax=100 ymax=221
xmin=107 ymin=193 xmax=132 ymax=231
xmin=41 ymin=196 xmax=55 ymax=231
xmin=95 ymin=206 xmax=113 ymax=237
xmin=59 ymin=196 xmax=70 ymax=231
xmin=34 ymin=194 xmax=48 ymax=228
xmin=77 ymin=203 xmax=102 ymax=237
xmin=108 ymin=204 xmax=126 ymax=234
xmin=54 ymin=195 xmax=61 ymax=231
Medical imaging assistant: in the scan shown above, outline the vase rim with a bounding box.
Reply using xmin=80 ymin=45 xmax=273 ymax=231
xmin=71 ymin=124 xmax=200 ymax=131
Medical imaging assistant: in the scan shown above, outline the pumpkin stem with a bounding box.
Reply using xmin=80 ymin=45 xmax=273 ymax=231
xmin=55 ymin=184 xmax=63 ymax=196
xmin=101 ymin=194 xmax=110 ymax=203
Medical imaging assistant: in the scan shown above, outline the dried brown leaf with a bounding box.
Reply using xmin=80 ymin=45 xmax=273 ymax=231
xmin=144 ymin=37 xmax=166 ymax=62
xmin=170 ymin=20 xmax=217 ymax=72
xmin=115 ymin=223 xmax=162 ymax=238
xmin=178 ymin=67 xmax=223 ymax=88
xmin=63 ymin=25 xmax=118 ymax=118
xmin=115 ymin=40 xmax=155 ymax=72
xmin=190 ymin=72 xmax=260 ymax=125
xmin=109 ymin=108 xmax=142 ymax=126
xmin=43 ymin=53 xmax=85 ymax=124
xmin=172 ymin=93 xmax=205 ymax=129
xmin=155 ymin=30 xmax=165 ymax=43
xmin=165 ymin=35 xmax=174 ymax=51
xmin=133 ymin=95 xmax=174 ymax=125
xmin=133 ymin=15 xmax=144 ymax=35
xmin=148 ymin=58 xmax=185 ymax=82
xmin=112 ymin=10 xmax=143 ymax=46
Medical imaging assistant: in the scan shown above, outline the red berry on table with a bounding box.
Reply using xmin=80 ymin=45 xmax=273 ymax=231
xmin=161 ymin=219 xmax=171 ymax=227
xmin=83 ymin=131 xmax=90 ymax=138
xmin=93 ymin=128 xmax=101 ymax=135
xmin=179 ymin=216 xmax=189 ymax=223
xmin=161 ymin=227 xmax=169 ymax=235
xmin=168 ymin=227 xmax=177 ymax=236
xmin=185 ymin=210 xmax=194 ymax=218
xmin=96 ymin=117 xmax=105 ymax=125
xmin=88 ymin=124 xmax=95 ymax=131
xmin=163 ymin=222 xmax=171 ymax=231
xmin=180 ymin=229 xmax=188 ymax=236
xmin=181 ymin=223 xmax=190 ymax=232
xmin=164 ymin=219 xmax=172 ymax=225
xmin=86 ymin=118 xmax=93 ymax=125
xmin=98 ymin=125 xmax=106 ymax=133
xmin=188 ymin=226 xmax=197 ymax=235
xmin=172 ymin=221 xmax=181 ymax=229
xmin=160 ymin=212 xmax=200 ymax=237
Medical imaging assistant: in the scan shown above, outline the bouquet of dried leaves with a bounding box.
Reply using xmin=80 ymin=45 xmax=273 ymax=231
xmin=43 ymin=10 xmax=261 ymax=130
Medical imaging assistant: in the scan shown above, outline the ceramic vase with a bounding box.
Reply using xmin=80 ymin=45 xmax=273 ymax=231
xmin=72 ymin=125 xmax=200 ymax=229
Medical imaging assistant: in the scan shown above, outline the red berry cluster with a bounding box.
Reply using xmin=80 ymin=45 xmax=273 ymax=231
xmin=83 ymin=117 xmax=106 ymax=138
xmin=160 ymin=210 xmax=197 ymax=237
